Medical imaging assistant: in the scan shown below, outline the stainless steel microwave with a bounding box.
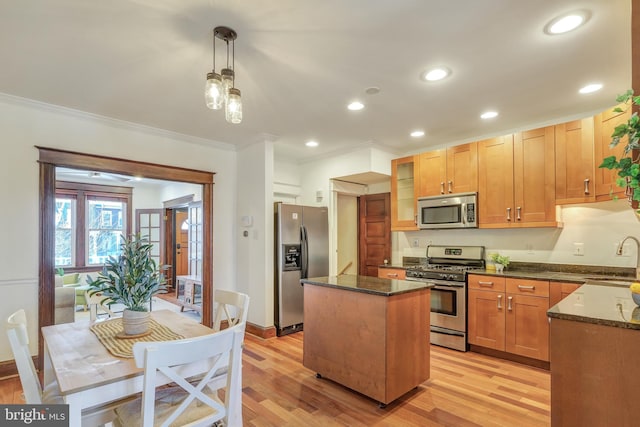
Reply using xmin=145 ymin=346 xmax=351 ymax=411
xmin=417 ymin=192 xmax=477 ymax=229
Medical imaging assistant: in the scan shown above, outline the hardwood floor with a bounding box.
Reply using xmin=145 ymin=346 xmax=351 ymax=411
xmin=0 ymin=332 xmax=550 ymax=426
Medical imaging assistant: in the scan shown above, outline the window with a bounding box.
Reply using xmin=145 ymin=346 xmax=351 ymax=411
xmin=55 ymin=182 xmax=132 ymax=270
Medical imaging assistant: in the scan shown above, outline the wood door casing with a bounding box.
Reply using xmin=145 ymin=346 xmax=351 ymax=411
xmin=358 ymin=193 xmax=391 ymax=277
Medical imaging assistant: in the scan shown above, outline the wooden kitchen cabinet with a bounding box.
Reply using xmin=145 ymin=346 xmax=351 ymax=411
xmin=468 ymin=275 xmax=506 ymax=351
xmin=390 ymin=155 xmax=419 ymax=230
xmin=478 ymin=127 xmax=559 ymax=228
xmin=594 ymin=104 xmax=630 ymax=200
xmin=419 ymin=142 xmax=477 ymax=197
xmin=468 ymin=274 xmax=550 ymax=361
xmin=549 ymin=281 xmax=581 ymax=307
xmin=377 ymin=266 xmax=406 ymax=280
xmin=555 ymin=118 xmax=596 ymax=204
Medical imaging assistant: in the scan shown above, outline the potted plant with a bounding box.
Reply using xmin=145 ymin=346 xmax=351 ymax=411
xmin=87 ymin=234 xmax=166 ymax=335
xmin=490 ymin=253 xmax=510 ymax=273
xmin=598 ymin=89 xmax=640 ymax=211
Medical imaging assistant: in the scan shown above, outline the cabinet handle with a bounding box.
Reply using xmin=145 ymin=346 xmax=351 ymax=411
xmin=478 ymin=281 xmax=494 ymax=286
xmin=517 ymin=284 xmax=535 ymax=290
xmin=448 ymin=180 xmax=453 ymax=193
xmin=506 ymin=207 xmax=511 ymax=221
xmin=440 ymin=182 xmax=445 ymax=194
xmin=387 ymin=273 xmax=398 ymax=277
xmin=516 ymin=206 xmax=521 ymax=221
xmin=497 ymin=294 xmax=503 ymax=309
xmin=507 ymin=296 xmax=513 ymax=311
xmin=414 ymin=215 xmax=417 ymax=225
xmin=584 ymin=178 xmax=590 ymax=194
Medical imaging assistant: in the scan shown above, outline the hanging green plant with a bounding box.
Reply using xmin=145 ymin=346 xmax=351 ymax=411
xmin=599 ymin=89 xmax=640 ymax=205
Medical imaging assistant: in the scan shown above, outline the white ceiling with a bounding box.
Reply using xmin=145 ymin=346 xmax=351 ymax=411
xmin=0 ymin=1 xmax=631 ymax=162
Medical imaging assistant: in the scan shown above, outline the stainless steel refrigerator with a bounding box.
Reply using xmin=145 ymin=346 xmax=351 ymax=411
xmin=275 ymin=203 xmax=329 ymax=336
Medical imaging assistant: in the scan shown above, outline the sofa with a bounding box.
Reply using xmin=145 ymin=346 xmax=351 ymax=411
xmin=54 ymin=275 xmax=77 ymax=324
xmin=56 ymin=273 xmax=91 ymax=311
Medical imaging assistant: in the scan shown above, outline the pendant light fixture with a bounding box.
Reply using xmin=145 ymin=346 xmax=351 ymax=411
xmin=205 ymin=26 xmax=242 ymax=124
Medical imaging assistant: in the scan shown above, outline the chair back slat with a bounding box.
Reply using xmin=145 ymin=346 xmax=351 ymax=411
xmin=6 ymin=309 xmax=43 ymax=403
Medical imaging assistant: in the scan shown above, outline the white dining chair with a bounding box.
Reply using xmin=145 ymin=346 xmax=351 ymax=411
xmin=213 ymin=289 xmax=250 ymax=333
xmin=85 ymin=290 xmax=117 ymax=322
xmin=6 ymin=309 xmax=118 ymax=426
xmin=113 ymin=324 xmax=245 ymax=427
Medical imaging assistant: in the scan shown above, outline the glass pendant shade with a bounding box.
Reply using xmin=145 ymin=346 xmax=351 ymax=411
xmin=205 ymin=72 xmax=223 ymax=110
xmin=225 ymin=88 xmax=242 ymax=124
xmin=221 ymin=68 xmax=234 ymax=100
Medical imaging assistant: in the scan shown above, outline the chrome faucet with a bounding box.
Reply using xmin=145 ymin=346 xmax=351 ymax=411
xmin=617 ymin=236 xmax=640 ymax=280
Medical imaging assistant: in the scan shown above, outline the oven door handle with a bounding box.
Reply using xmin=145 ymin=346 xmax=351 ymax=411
xmin=428 ymin=281 xmax=465 ymax=289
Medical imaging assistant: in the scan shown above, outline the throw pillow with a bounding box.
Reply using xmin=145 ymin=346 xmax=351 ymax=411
xmin=62 ymin=273 xmax=80 ymax=285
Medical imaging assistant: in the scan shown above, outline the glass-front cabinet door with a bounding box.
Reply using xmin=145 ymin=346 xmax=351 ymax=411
xmin=391 ymin=155 xmax=419 ymax=230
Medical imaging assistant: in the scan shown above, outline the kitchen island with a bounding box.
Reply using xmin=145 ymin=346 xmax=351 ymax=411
xmin=547 ymin=280 xmax=639 ymax=427
xmin=300 ymin=275 xmax=432 ymax=407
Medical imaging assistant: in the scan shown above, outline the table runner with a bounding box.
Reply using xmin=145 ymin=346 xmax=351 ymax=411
xmin=90 ymin=318 xmax=185 ymax=358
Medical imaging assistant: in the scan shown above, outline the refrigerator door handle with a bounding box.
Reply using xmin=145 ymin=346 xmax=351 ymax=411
xmin=301 ymin=225 xmax=309 ymax=278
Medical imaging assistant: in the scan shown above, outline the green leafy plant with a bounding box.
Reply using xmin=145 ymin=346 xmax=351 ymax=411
xmin=490 ymin=253 xmax=510 ymax=267
xmin=55 ymin=267 xmax=65 ymax=276
xmin=87 ymin=234 xmax=166 ymax=312
xmin=599 ymin=89 xmax=640 ymax=204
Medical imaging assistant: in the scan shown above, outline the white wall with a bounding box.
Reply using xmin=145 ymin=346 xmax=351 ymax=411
xmin=236 ymin=140 xmax=274 ymax=328
xmin=396 ymin=200 xmax=640 ymax=268
xmin=0 ymin=94 xmax=238 ymax=362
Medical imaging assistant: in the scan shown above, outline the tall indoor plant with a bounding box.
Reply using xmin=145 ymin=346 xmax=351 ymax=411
xmin=87 ymin=234 xmax=166 ymax=335
xmin=599 ymin=89 xmax=640 ymax=210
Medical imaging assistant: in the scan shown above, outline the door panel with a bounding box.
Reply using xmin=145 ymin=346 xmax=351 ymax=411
xmin=359 ymin=193 xmax=391 ymax=277
xmin=136 ymin=209 xmax=164 ymax=267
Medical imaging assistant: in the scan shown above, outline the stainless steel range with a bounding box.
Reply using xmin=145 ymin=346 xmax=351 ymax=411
xmin=405 ymin=245 xmax=485 ymax=352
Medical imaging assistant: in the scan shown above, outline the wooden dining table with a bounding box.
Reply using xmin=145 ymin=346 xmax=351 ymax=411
xmin=41 ymin=309 xmax=215 ymax=427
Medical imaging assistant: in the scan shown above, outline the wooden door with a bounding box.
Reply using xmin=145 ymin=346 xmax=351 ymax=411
xmin=555 ymin=118 xmax=595 ymax=204
xmin=477 ymin=135 xmax=514 ymax=227
xmin=175 ymin=210 xmax=189 ymax=276
xmin=390 ymin=155 xmax=419 ymax=230
xmin=513 ymin=126 xmax=556 ymax=225
xmin=358 ymin=193 xmax=391 ymax=277
xmin=506 ymin=294 xmax=550 ymax=361
xmin=467 ymin=289 xmax=505 ymax=351
xmin=446 ymin=142 xmax=478 ymax=194
xmin=419 ymin=149 xmax=446 ymax=196
xmin=594 ymin=105 xmax=630 ymax=200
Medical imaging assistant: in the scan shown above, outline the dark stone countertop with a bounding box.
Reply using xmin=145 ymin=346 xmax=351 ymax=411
xmin=547 ymin=281 xmax=640 ymax=330
xmin=300 ymin=275 xmax=433 ymax=296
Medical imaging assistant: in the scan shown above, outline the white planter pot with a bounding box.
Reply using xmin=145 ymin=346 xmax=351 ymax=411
xmin=495 ymin=264 xmax=505 ymax=273
xmin=122 ymin=309 xmax=150 ymax=335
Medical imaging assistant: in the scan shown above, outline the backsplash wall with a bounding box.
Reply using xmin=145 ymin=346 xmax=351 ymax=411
xmin=394 ymin=200 xmax=640 ymax=269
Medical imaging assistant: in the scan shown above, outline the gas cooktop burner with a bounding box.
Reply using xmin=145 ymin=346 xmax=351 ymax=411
xmin=412 ymin=265 xmax=485 ymax=272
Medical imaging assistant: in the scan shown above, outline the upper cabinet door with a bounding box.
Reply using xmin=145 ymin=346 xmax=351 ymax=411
xmin=555 ymin=118 xmax=595 ymax=204
xmin=419 ymin=143 xmax=477 ymax=197
xmin=478 ymin=135 xmax=515 ymax=227
xmin=391 ymin=155 xmax=419 ymax=231
xmin=446 ymin=142 xmax=478 ymax=195
xmin=513 ymin=126 xmax=557 ymax=225
xmin=419 ymin=149 xmax=446 ymax=197
xmin=594 ymin=105 xmax=630 ymax=200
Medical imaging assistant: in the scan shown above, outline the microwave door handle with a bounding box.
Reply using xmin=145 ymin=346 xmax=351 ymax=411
xmin=461 ymin=203 xmax=466 ymax=225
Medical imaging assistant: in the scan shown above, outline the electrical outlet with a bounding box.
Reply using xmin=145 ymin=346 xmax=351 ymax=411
xmin=412 ymin=238 xmax=420 ymax=248
xmin=525 ymin=243 xmax=534 ymax=254
xmin=573 ymin=243 xmax=584 ymax=256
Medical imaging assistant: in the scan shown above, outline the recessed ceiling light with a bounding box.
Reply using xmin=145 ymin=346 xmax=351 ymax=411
xmin=421 ymin=67 xmax=451 ymax=82
xmin=579 ymin=83 xmax=603 ymax=94
xmin=480 ymin=111 xmax=499 ymax=119
xmin=365 ymin=86 xmax=380 ymax=95
xmin=410 ymin=130 xmax=425 ymax=138
xmin=305 ymin=140 xmax=319 ymax=147
xmin=347 ymin=101 xmax=364 ymax=111
xmin=545 ymin=11 xmax=589 ymax=35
